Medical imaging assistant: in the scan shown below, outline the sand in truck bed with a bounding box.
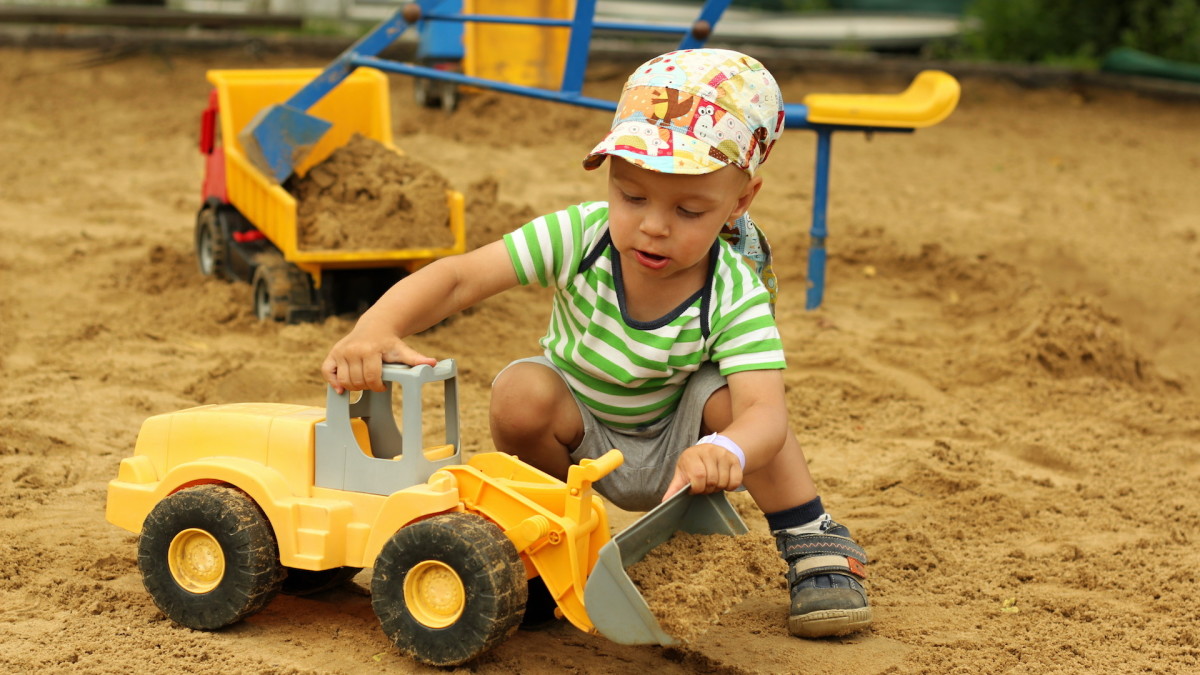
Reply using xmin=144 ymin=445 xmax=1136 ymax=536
xmin=293 ymin=133 xmax=456 ymax=251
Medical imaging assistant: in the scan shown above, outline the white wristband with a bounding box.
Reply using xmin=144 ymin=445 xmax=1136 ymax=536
xmin=698 ymin=433 xmax=746 ymax=470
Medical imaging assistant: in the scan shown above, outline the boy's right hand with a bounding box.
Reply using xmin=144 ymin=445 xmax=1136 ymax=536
xmin=662 ymin=442 xmax=745 ymax=501
xmin=321 ymin=324 xmax=436 ymax=394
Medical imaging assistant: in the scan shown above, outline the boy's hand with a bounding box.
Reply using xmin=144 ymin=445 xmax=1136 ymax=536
xmin=321 ymin=325 xmax=436 ymax=394
xmin=662 ymin=442 xmax=745 ymax=501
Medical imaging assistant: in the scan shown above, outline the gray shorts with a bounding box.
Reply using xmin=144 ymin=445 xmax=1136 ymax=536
xmin=496 ymin=356 xmax=727 ymax=512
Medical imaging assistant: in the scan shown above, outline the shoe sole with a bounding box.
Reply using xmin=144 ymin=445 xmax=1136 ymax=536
xmin=789 ymin=607 xmax=873 ymax=638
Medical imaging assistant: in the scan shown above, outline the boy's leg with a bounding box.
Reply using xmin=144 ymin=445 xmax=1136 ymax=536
xmin=490 ymin=361 xmax=584 ymax=480
xmin=703 ymin=386 xmax=872 ymax=638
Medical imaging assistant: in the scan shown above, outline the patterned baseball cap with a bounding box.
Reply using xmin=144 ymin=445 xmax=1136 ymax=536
xmin=583 ymin=48 xmax=785 ymax=176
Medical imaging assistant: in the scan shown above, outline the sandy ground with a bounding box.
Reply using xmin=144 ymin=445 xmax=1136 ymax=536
xmin=2 ymin=46 xmax=1199 ymax=674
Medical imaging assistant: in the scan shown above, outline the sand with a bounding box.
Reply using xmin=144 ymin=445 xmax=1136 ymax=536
xmin=2 ymin=46 xmax=1199 ymax=674
xmin=627 ymin=531 xmax=787 ymax=642
xmin=293 ymin=133 xmax=454 ymax=251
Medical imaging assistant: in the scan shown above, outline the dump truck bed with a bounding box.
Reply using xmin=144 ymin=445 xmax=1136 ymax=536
xmin=207 ymin=68 xmax=466 ymax=283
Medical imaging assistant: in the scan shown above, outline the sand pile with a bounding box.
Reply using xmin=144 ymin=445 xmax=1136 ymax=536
xmin=628 ymin=532 xmax=786 ymax=642
xmin=293 ymin=133 xmax=455 ymax=251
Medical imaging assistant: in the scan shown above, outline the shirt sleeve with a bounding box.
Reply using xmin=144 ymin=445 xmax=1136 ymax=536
xmin=708 ymin=244 xmax=786 ymax=374
xmin=503 ymin=203 xmax=606 ymax=289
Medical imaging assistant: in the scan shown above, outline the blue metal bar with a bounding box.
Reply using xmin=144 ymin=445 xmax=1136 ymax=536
xmin=349 ymin=55 xmax=618 ymax=111
xmin=285 ymin=10 xmax=415 ymax=111
xmin=783 ymin=103 xmax=918 ymax=133
xmin=561 ymin=0 xmax=598 ymax=96
xmin=806 ymin=129 xmax=833 ymax=311
xmin=415 ymin=0 xmax=463 ymax=61
xmin=678 ymin=0 xmax=731 ymax=50
xmin=422 ymin=11 xmax=700 ymax=34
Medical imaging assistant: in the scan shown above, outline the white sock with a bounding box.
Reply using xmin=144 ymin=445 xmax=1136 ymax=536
xmin=773 ymin=512 xmax=832 ymax=536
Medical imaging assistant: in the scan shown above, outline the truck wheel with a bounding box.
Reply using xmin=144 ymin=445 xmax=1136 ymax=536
xmin=438 ymin=81 xmax=459 ymax=113
xmin=413 ymin=77 xmax=437 ymax=108
xmin=372 ymin=513 xmax=527 ymax=666
xmin=137 ymin=485 xmax=284 ymax=631
xmin=282 ymin=566 xmax=362 ymax=596
xmin=195 ymin=206 xmax=229 ymax=280
xmin=252 ymin=252 xmax=316 ymax=323
xmin=251 ymin=264 xmax=285 ymax=321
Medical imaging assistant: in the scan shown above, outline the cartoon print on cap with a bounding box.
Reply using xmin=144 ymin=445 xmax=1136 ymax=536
xmin=584 ymin=48 xmax=786 ymax=176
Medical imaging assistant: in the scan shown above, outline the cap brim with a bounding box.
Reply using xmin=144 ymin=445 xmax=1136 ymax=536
xmin=582 ymin=122 xmax=731 ymax=175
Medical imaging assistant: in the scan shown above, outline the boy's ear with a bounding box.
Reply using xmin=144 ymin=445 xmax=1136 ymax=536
xmin=730 ymin=175 xmax=764 ymax=221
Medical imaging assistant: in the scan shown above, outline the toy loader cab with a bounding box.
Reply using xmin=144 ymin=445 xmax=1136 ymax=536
xmin=315 ymin=361 xmax=462 ymax=494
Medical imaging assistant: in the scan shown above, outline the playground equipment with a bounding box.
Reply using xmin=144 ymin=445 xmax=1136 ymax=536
xmin=106 ymin=359 xmax=747 ymax=666
xmin=237 ymin=0 xmax=959 ymax=310
xmin=198 ymin=68 xmax=466 ymax=322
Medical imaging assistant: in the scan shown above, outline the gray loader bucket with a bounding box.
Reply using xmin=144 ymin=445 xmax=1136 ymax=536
xmin=584 ymin=488 xmax=748 ymax=645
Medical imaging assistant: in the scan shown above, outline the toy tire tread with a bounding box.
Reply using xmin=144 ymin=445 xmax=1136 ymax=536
xmin=137 ymin=485 xmax=284 ymax=630
xmin=372 ymin=512 xmax=527 ymax=666
xmin=252 ymin=252 xmax=317 ymax=323
xmin=195 ymin=206 xmax=230 ymax=281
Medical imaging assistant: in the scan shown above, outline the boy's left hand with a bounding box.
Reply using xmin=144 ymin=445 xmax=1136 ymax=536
xmin=662 ymin=442 xmax=744 ymax=501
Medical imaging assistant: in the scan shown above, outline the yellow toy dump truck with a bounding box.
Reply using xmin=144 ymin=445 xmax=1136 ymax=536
xmin=106 ymin=359 xmax=747 ymax=665
xmin=196 ymin=68 xmax=466 ymax=322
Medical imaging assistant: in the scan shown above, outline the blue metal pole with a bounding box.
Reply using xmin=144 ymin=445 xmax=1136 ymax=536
xmin=677 ymin=0 xmax=731 ymax=50
xmin=806 ymin=129 xmax=833 ymax=311
xmin=285 ymin=10 xmax=416 ymax=111
xmin=350 ymin=55 xmax=618 ymax=111
xmin=561 ymin=0 xmax=598 ymax=96
xmin=421 ymin=11 xmax=703 ymax=34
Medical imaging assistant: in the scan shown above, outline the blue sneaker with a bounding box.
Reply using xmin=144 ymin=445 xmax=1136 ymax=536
xmin=775 ymin=521 xmax=872 ymax=638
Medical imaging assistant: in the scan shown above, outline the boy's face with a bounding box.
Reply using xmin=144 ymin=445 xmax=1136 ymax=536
xmin=607 ymin=157 xmax=762 ymax=284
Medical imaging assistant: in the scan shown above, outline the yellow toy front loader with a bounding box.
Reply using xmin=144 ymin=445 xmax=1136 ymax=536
xmin=106 ymin=359 xmax=745 ymax=666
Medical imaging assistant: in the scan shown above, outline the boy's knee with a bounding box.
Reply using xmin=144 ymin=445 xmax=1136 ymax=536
xmin=490 ymin=363 xmax=579 ymax=437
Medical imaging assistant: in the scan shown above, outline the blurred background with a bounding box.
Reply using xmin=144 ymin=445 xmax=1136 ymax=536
xmin=1 ymin=0 xmax=1197 ymax=83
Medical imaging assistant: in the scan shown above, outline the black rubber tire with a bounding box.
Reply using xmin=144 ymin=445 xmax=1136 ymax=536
xmin=251 ymin=252 xmax=315 ymax=323
xmin=438 ymin=81 xmax=459 ymax=112
xmin=251 ymin=263 xmax=281 ymax=322
xmin=413 ymin=77 xmax=437 ymax=108
xmin=372 ymin=513 xmax=527 ymax=666
xmin=195 ymin=206 xmax=229 ymax=280
xmin=281 ymin=566 xmax=362 ymax=596
xmin=520 ymin=575 xmax=560 ymax=630
xmin=137 ymin=485 xmax=284 ymax=631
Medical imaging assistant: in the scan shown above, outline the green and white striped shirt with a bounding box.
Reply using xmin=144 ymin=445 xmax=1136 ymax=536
xmin=503 ymin=202 xmax=785 ymax=429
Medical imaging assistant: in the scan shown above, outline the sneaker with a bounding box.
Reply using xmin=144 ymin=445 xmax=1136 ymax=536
xmin=775 ymin=520 xmax=872 ymax=638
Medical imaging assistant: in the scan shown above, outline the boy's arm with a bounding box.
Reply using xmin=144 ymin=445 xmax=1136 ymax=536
xmin=322 ymin=239 xmax=519 ymax=393
xmin=663 ymin=368 xmax=788 ymax=498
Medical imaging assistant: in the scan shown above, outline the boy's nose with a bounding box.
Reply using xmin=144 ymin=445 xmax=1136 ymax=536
xmin=639 ymin=211 xmax=670 ymax=237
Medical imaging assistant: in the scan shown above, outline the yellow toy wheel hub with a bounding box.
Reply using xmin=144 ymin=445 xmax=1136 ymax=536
xmin=404 ymin=560 xmax=465 ymax=628
xmin=168 ymin=528 xmax=225 ymax=594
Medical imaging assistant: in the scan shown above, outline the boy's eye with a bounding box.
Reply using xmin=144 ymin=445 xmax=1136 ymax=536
xmin=678 ymin=207 xmax=703 ymax=218
xmin=622 ymin=192 xmax=645 ymax=203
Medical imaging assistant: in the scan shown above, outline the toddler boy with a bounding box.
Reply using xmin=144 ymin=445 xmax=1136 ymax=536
xmin=323 ymin=48 xmax=871 ymax=638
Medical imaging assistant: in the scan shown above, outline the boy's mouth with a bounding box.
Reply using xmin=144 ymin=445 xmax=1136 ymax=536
xmin=633 ymin=249 xmax=670 ymax=270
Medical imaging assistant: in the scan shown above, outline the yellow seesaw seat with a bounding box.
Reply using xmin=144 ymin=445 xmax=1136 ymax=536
xmin=803 ymin=70 xmax=960 ymax=129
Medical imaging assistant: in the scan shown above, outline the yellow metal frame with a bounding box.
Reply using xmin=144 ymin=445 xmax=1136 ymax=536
xmin=463 ymin=0 xmax=573 ymax=89
xmin=206 ymin=68 xmax=467 ymax=287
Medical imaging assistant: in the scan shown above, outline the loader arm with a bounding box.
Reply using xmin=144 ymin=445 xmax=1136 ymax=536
xmin=445 ymin=450 xmax=622 ymax=634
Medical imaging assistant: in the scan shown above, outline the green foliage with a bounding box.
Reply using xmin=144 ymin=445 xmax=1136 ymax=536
xmin=958 ymin=0 xmax=1200 ymax=65
xmin=1122 ymin=0 xmax=1200 ymax=62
